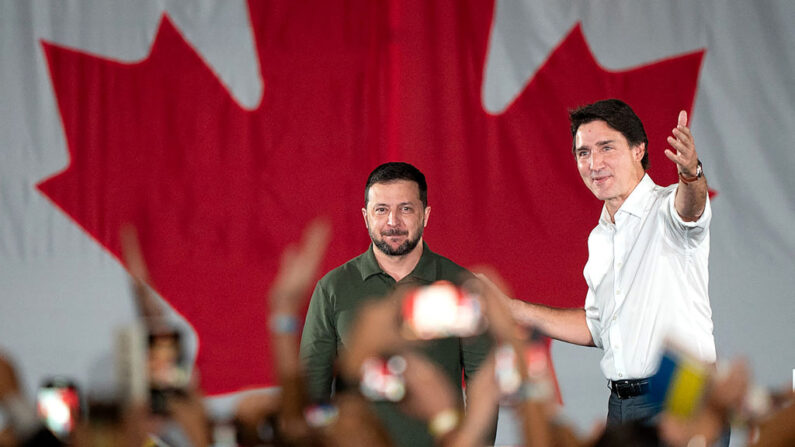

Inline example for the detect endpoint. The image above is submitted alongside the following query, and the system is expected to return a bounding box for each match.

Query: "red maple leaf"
[38,0,706,395]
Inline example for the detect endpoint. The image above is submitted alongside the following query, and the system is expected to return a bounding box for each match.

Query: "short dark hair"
[569,99,649,170]
[365,162,428,207]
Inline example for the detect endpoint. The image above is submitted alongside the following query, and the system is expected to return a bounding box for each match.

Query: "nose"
[387,210,397,226]
[590,150,603,171]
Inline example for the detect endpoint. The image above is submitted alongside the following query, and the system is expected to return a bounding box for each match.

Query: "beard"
[370,227,423,257]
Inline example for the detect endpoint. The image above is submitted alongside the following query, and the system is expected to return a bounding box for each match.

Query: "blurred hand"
[659,359,750,447]
[120,224,149,283]
[0,354,21,447]
[471,267,524,344]
[399,352,459,421]
[708,358,750,412]
[0,353,20,399]
[339,295,404,380]
[234,391,281,429]
[120,224,166,322]
[445,355,501,447]
[167,388,211,447]
[754,390,795,447]
[473,269,518,319]
[269,218,331,314]
[324,393,393,447]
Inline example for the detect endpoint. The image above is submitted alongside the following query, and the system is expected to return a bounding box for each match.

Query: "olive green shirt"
[299,242,494,447]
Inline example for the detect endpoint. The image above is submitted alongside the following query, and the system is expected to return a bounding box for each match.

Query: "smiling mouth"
[382,231,408,237]
[592,175,611,185]
[381,233,408,239]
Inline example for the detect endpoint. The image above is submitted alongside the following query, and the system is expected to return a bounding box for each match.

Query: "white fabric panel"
[1,2,793,444]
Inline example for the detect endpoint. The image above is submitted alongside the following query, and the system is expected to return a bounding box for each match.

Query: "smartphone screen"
[37,379,80,439]
[402,281,486,340]
[495,333,556,404]
[359,356,407,402]
[148,327,190,414]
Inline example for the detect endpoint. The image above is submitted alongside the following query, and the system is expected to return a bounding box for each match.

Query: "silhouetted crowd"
[0,221,792,446]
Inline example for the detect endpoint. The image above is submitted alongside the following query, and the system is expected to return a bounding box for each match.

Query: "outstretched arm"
[270,218,331,380]
[509,301,594,347]
[476,273,594,347]
[665,110,708,222]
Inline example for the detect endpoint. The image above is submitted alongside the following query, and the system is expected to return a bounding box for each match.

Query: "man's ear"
[423,206,431,227]
[633,143,646,162]
[362,207,368,229]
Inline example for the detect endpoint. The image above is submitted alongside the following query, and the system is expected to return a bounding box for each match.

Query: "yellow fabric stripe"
[665,358,708,418]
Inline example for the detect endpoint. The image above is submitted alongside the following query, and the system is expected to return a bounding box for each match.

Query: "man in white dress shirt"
[483,99,717,429]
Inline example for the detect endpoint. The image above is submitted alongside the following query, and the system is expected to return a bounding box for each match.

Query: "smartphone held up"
[401,280,487,340]
[36,378,80,440]
[116,320,191,415]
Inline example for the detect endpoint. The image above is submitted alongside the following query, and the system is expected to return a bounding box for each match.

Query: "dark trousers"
[607,391,731,446]
[607,388,663,426]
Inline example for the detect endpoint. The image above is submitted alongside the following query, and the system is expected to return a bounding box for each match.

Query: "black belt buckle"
[611,379,649,399]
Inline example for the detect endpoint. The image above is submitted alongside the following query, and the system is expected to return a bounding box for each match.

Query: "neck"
[373,240,424,282]
[604,173,645,223]
[604,199,622,223]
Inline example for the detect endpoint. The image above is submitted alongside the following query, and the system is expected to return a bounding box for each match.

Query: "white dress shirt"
[583,174,716,380]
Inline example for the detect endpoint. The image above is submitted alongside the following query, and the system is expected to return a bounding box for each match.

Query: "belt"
[610,378,650,399]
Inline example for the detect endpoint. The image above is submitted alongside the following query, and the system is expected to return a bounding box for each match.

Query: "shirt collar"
[359,241,437,282]
[599,174,655,225]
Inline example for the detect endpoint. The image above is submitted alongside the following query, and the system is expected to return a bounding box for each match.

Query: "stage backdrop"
[2,1,793,443]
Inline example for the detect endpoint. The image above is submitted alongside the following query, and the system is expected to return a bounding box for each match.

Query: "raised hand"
[120,224,164,321]
[664,110,708,220]
[269,218,331,313]
[664,110,700,178]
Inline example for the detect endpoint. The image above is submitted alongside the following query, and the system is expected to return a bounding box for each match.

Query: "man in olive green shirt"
[299,162,494,447]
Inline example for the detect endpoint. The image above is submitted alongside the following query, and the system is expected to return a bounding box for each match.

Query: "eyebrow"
[576,139,615,152]
[372,202,415,207]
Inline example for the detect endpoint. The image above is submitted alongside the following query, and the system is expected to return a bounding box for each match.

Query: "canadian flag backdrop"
[1,0,793,441]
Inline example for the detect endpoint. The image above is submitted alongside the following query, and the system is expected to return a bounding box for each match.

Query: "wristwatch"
[679,159,703,183]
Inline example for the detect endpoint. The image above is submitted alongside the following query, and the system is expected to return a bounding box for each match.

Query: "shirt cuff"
[668,186,711,229]
[584,314,602,349]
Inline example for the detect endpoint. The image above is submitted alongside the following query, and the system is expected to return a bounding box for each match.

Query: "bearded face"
[363,180,429,258]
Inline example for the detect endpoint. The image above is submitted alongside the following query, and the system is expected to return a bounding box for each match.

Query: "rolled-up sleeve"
[584,288,602,349]
[664,188,711,248]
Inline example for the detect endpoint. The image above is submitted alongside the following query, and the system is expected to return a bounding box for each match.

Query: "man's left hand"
[664,110,699,177]
[666,110,708,221]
